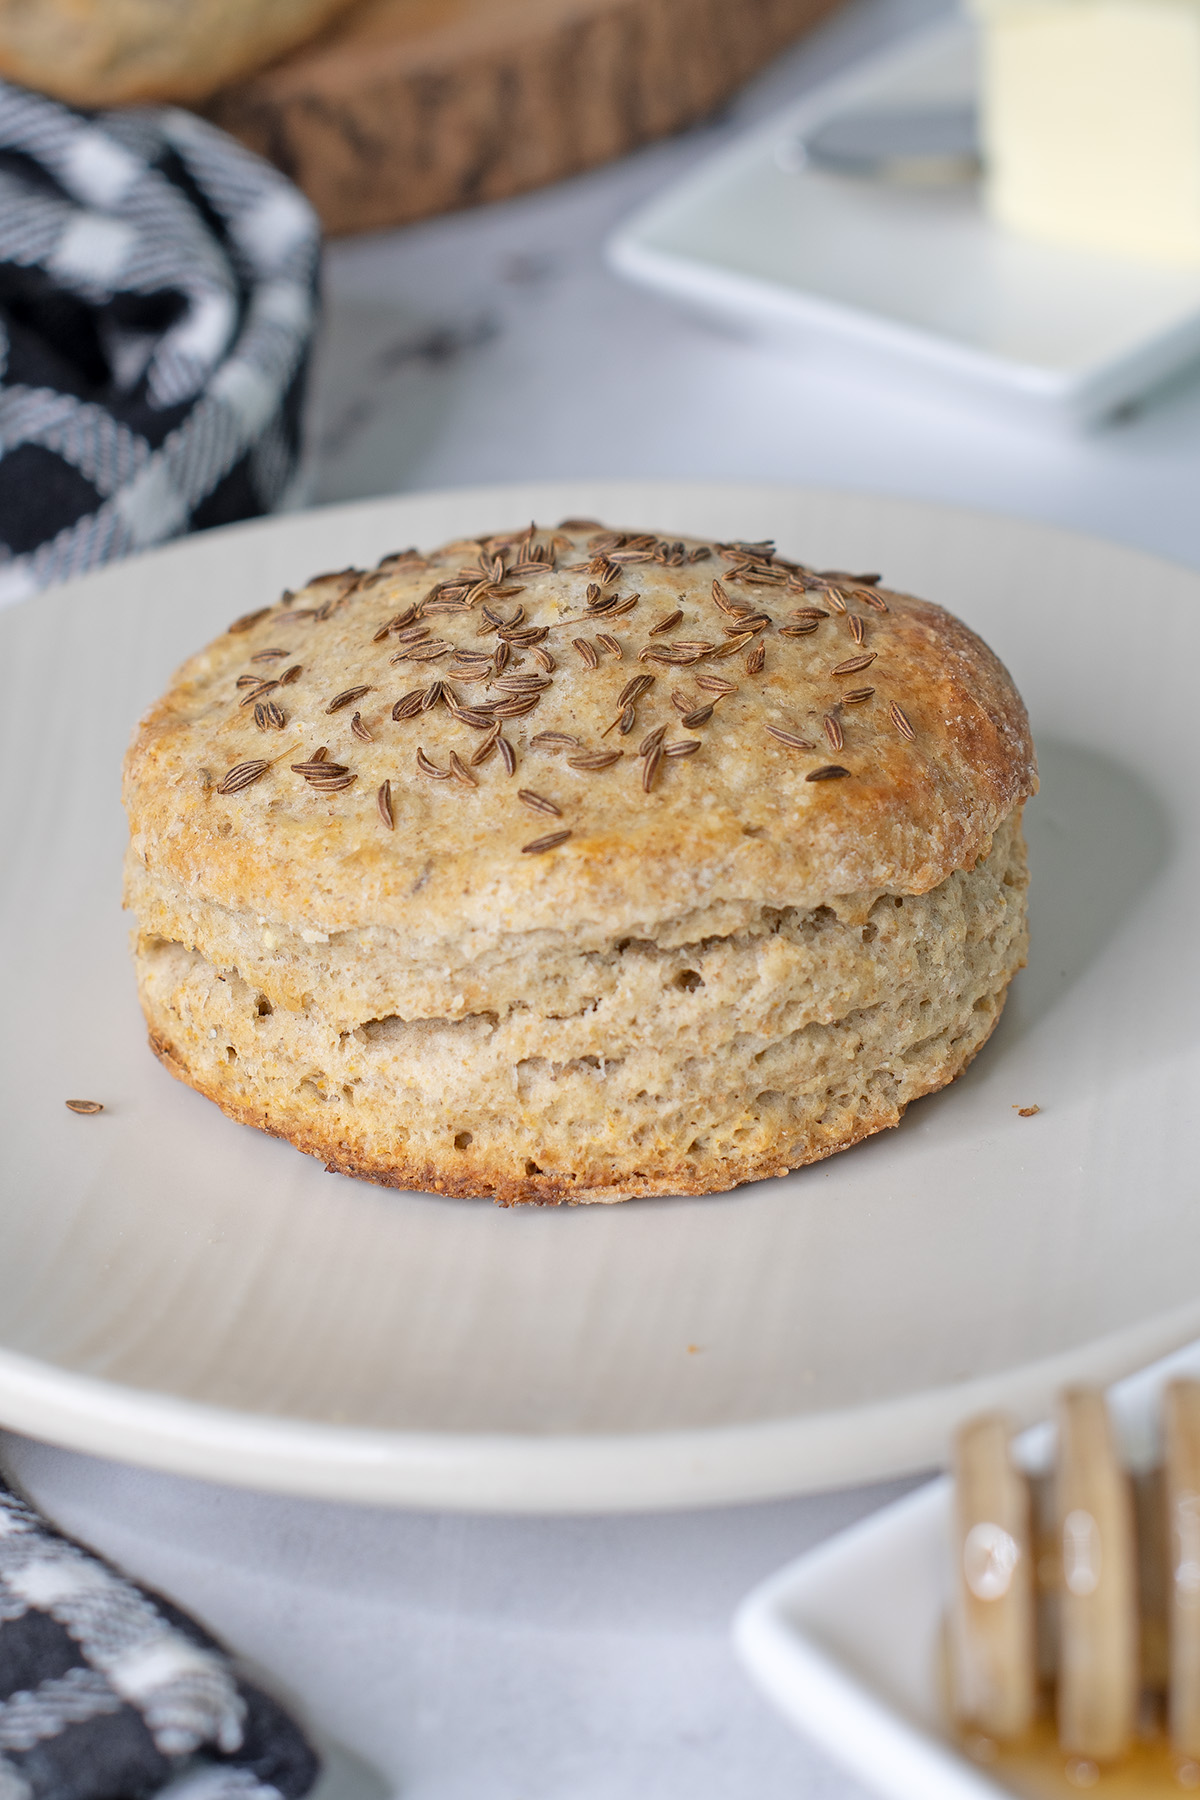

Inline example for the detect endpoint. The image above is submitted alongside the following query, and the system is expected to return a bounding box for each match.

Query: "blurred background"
[6,0,1200,591]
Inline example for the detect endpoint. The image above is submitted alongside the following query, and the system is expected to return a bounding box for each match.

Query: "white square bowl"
[609,18,1200,426]
[733,1341,1200,1799]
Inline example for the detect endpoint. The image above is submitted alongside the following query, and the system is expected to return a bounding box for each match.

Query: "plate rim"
[3,1301,1199,1512]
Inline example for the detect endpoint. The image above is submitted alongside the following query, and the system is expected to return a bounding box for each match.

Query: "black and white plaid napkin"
[0,81,320,605]
[0,1477,318,1800]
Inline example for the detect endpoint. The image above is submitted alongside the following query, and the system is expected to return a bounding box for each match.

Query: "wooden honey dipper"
[950,1382,1200,1789]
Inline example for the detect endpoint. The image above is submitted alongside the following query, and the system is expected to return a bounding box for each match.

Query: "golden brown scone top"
[123,523,1037,939]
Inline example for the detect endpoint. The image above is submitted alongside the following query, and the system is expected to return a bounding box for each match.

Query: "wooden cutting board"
[203,0,845,236]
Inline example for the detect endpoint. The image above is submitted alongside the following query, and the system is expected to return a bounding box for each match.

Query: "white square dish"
[608,18,1200,425]
[733,1341,1200,1800]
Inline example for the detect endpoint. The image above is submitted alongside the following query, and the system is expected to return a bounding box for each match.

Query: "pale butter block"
[973,0,1200,265]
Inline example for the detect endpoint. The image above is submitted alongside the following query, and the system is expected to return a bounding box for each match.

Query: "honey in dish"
[962,1711,1200,1797]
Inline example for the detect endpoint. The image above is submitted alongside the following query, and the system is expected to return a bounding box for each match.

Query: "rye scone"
[123,522,1036,1205]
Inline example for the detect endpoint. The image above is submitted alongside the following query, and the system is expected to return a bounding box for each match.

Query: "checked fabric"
[0,1478,318,1800]
[0,82,320,605]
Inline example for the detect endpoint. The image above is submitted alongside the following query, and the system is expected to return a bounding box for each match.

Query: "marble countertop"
[7,1,1200,1794]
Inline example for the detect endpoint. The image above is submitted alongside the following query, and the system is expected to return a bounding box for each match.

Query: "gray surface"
[7,0,1200,1790]
[2,1432,919,1800]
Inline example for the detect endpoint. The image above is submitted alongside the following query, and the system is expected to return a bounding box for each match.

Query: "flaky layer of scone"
[134,807,1029,1204]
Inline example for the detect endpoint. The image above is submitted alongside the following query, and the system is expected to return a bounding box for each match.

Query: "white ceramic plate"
[2,479,1199,1512]
[733,1338,1200,1800]
[608,21,1200,425]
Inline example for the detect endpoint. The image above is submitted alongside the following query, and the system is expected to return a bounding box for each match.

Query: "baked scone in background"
[123,522,1036,1205]
[0,0,356,106]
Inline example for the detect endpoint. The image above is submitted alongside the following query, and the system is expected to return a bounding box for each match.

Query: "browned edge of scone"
[146,983,1013,1207]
